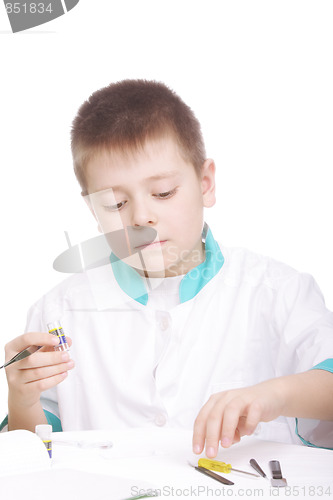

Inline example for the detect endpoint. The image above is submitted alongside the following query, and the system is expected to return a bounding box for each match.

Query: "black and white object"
[269,460,288,487]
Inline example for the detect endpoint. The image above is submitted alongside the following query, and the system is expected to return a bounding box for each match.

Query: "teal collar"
[110,223,224,305]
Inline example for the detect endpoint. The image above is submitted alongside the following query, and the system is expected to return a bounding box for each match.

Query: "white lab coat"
[25,243,333,447]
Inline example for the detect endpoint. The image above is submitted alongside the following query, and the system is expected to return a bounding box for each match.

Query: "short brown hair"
[71,79,206,194]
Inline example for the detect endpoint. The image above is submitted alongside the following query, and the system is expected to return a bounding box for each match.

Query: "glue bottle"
[35,424,52,459]
[47,321,70,352]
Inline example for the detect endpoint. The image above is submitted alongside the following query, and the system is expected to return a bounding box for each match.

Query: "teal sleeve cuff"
[0,415,8,431]
[0,410,62,432]
[295,418,333,450]
[44,410,62,432]
[311,358,333,373]
[295,358,333,450]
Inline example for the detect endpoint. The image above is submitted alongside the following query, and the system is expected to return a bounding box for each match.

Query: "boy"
[2,80,333,457]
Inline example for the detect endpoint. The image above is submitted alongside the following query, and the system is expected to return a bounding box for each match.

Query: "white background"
[0,1,332,420]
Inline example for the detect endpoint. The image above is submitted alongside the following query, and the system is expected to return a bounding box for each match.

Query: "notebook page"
[0,469,156,500]
[0,429,51,476]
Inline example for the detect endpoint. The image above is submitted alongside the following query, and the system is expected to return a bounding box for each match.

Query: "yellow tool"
[198,458,259,477]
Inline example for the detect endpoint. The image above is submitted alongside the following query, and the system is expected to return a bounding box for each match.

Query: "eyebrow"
[109,170,181,191]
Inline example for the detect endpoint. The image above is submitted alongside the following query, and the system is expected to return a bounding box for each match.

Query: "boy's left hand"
[192,379,285,458]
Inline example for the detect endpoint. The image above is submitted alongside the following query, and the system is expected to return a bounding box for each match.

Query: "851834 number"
[278,486,332,496]
[5,3,53,14]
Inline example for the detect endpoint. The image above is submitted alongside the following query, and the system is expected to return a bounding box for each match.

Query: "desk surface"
[1,428,332,499]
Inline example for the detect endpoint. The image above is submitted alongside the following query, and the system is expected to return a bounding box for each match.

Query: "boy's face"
[85,136,216,277]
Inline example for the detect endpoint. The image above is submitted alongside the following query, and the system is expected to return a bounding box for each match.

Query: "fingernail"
[221,437,231,447]
[193,444,201,454]
[62,352,69,361]
[206,446,216,458]
[51,336,59,344]
[67,360,75,368]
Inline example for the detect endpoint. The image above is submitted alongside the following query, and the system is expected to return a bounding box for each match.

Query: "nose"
[130,198,157,227]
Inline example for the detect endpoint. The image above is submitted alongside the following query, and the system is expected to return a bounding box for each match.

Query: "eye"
[154,188,177,199]
[103,201,127,212]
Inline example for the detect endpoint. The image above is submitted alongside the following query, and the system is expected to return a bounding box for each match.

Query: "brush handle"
[249,458,267,478]
[196,466,234,486]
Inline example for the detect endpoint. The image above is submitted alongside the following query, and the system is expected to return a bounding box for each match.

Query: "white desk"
[1,428,332,499]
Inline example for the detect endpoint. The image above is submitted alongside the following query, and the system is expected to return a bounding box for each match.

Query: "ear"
[83,193,103,233]
[201,158,216,208]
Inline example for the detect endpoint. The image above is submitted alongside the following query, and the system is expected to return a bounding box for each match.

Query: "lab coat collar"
[110,223,224,305]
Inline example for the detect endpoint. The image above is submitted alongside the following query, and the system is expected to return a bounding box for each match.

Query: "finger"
[16,350,71,370]
[192,396,218,454]
[49,335,73,348]
[232,427,241,444]
[5,332,59,359]
[22,359,75,384]
[66,336,73,347]
[220,397,245,448]
[233,416,249,438]
[204,404,224,458]
[40,335,73,353]
[28,370,70,393]
[244,401,262,435]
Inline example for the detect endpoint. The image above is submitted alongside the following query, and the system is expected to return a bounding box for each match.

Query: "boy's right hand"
[4,332,74,409]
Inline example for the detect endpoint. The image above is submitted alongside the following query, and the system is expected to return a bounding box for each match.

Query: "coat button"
[154,413,167,426]
[159,317,170,331]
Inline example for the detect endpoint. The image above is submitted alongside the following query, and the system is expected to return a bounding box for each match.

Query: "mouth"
[134,240,167,250]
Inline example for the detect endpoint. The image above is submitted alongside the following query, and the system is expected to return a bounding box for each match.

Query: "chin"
[121,253,166,275]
